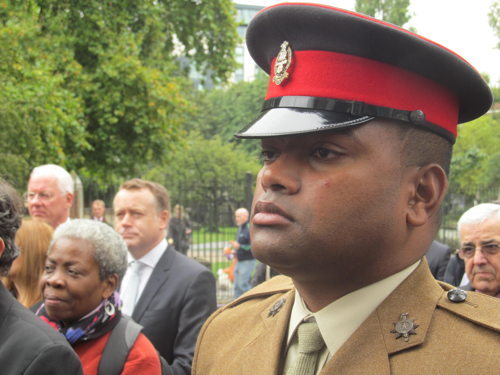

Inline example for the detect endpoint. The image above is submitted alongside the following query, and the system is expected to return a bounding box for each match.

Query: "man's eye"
[311,147,338,160]
[260,150,278,163]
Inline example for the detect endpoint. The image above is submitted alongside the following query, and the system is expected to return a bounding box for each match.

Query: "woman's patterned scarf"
[35,291,121,345]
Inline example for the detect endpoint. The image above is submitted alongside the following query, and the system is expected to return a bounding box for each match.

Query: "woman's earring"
[105,300,115,316]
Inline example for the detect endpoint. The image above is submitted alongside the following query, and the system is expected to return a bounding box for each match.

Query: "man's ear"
[0,238,4,258]
[66,192,74,207]
[160,209,170,230]
[406,164,448,227]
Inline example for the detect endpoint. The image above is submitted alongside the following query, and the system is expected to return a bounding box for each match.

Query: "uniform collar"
[287,260,420,356]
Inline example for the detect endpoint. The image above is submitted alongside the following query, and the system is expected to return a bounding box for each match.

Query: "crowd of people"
[0,2,498,375]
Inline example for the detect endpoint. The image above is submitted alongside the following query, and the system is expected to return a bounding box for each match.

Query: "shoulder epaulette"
[437,281,500,332]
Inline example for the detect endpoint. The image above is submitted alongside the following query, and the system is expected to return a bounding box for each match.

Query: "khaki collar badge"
[273,41,292,85]
[268,298,286,317]
[391,313,419,342]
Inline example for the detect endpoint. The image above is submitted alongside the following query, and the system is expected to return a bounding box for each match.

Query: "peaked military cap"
[236,3,492,143]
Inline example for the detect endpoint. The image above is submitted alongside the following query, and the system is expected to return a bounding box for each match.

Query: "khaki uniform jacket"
[193,260,499,374]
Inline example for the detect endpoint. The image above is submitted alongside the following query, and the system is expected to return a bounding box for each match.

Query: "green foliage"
[0,4,87,186]
[449,114,500,194]
[186,73,268,154]
[355,0,412,27]
[145,132,261,229]
[0,0,238,189]
[489,0,500,49]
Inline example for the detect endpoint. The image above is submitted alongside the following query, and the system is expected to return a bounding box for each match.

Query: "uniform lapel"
[237,290,295,374]
[321,260,443,374]
[132,246,172,321]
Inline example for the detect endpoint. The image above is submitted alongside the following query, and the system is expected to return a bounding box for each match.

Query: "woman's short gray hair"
[51,219,128,280]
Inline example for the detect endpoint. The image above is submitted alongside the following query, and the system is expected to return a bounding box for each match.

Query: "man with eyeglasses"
[27,164,74,229]
[457,203,500,298]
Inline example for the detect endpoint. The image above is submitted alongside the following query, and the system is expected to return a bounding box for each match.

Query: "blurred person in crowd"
[114,179,216,375]
[443,251,467,286]
[167,204,192,254]
[90,199,109,224]
[425,240,451,281]
[27,164,74,229]
[2,219,53,307]
[228,207,255,298]
[0,179,82,375]
[193,4,499,374]
[251,262,280,287]
[36,219,163,374]
[457,203,500,297]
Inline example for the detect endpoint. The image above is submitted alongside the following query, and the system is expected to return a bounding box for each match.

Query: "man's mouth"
[252,201,294,226]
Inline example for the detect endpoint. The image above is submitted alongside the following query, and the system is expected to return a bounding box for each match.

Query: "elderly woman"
[35,219,162,375]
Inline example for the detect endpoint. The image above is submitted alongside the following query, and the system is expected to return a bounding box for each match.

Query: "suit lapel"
[132,246,172,321]
[321,260,443,374]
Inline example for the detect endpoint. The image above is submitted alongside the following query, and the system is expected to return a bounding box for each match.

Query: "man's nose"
[259,156,301,195]
[472,248,488,265]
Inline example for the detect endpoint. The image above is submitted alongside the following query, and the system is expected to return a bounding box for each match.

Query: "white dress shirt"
[120,238,167,312]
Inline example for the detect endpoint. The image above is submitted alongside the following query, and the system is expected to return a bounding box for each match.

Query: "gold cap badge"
[273,41,292,85]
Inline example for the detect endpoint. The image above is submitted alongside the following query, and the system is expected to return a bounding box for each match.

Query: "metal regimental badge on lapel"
[268,298,286,317]
[273,41,292,85]
[391,313,419,342]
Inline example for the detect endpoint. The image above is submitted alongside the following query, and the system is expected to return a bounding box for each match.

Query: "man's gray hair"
[30,164,74,195]
[51,219,128,280]
[457,203,500,237]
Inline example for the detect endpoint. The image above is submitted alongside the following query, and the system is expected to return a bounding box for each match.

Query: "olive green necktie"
[287,320,325,375]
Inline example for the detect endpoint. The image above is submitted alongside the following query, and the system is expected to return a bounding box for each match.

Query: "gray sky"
[240,0,500,85]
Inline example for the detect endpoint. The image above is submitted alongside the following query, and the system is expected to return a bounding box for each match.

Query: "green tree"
[145,133,261,230]
[0,5,87,188]
[186,73,268,154]
[489,0,500,49]
[449,114,500,195]
[355,0,411,27]
[0,0,239,188]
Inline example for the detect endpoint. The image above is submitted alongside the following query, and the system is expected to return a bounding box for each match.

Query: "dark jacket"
[425,240,451,281]
[128,245,217,375]
[236,222,253,261]
[0,283,83,375]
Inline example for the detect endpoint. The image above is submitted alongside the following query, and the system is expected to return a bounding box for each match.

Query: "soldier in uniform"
[193,3,499,375]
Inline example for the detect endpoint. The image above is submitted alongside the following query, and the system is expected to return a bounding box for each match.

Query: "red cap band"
[266,50,459,137]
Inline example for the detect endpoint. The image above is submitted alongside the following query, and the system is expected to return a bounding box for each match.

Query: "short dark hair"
[396,123,453,175]
[0,180,23,276]
[119,178,171,213]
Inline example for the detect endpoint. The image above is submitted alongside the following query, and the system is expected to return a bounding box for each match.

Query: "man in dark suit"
[90,199,109,224]
[0,179,83,375]
[113,178,216,375]
[425,240,451,281]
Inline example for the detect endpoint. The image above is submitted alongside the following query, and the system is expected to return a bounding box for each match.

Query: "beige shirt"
[283,261,420,375]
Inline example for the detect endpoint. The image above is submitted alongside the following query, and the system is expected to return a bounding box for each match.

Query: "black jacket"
[0,283,83,375]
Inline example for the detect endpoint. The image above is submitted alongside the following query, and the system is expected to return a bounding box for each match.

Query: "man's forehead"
[460,218,500,241]
[28,175,60,191]
[114,188,156,206]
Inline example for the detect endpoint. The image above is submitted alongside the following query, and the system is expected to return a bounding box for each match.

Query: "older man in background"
[0,179,83,374]
[27,164,74,229]
[457,203,500,298]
